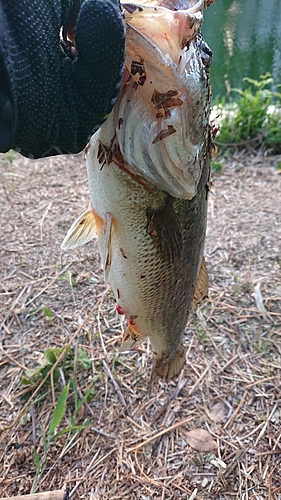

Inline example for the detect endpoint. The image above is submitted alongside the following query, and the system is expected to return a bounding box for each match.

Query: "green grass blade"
[48,384,69,436]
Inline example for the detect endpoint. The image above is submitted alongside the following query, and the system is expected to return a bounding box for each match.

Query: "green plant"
[31,384,90,492]
[215,74,281,153]
[21,346,92,391]
[211,160,223,172]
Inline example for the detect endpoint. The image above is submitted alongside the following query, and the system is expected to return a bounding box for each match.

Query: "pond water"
[202,0,281,100]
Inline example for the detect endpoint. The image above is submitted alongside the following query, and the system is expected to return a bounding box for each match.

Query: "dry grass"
[0,149,281,499]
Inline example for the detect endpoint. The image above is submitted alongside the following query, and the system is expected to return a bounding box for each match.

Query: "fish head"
[103,0,213,199]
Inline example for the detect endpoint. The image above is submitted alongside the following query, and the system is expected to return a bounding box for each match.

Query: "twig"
[126,415,195,453]
[0,491,68,500]
[102,359,127,407]
[254,403,278,446]
[224,390,248,430]
[25,263,73,306]
[188,363,210,395]
[0,344,27,370]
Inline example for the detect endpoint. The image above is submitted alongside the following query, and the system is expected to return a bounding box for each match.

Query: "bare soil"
[0,149,280,499]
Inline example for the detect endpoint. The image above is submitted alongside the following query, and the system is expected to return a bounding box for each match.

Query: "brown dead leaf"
[185,428,218,451]
[210,401,228,423]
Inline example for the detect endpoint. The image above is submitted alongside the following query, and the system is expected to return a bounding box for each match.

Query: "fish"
[61,0,213,384]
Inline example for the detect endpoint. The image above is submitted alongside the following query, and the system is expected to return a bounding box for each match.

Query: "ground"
[0,149,280,500]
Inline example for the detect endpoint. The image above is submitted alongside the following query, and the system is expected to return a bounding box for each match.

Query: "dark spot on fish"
[79,219,85,225]
[97,140,113,168]
[152,125,176,144]
[117,288,120,299]
[118,118,124,129]
[120,247,127,259]
[152,89,183,111]
[140,275,146,279]
[131,59,146,86]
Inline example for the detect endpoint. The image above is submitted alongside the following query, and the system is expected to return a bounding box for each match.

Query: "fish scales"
[62,0,213,383]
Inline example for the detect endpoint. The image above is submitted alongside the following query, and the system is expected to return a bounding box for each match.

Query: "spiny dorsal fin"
[192,256,209,311]
[61,207,103,250]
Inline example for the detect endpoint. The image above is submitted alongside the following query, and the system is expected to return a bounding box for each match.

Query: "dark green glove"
[0,0,125,158]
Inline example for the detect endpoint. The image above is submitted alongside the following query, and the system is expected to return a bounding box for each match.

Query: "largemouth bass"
[62,0,213,383]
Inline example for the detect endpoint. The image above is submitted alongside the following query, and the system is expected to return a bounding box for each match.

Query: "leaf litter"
[0,149,281,499]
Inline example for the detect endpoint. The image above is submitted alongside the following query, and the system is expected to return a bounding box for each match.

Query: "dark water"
[202,0,281,100]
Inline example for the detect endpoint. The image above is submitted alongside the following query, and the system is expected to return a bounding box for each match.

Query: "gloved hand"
[0,0,125,158]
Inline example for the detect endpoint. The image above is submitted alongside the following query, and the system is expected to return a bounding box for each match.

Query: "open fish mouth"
[98,0,212,199]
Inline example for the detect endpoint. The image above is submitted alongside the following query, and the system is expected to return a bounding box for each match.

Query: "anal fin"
[119,324,146,352]
[61,207,103,250]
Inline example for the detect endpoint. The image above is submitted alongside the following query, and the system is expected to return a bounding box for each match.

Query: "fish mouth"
[122,1,204,63]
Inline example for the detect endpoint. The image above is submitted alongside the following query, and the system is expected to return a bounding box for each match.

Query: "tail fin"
[150,343,186,389]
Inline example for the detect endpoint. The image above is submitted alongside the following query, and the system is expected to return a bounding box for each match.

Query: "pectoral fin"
[103,212,113,281]
[192,256,209,310]
[147,195,183,262]
[61,207,103,250]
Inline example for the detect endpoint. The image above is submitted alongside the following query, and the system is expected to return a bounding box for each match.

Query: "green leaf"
[44,349,57,365]
[77,348,92,369]
[52,420,91,440]
[41,427,48,454]
[33,448,41,473]
[42,307,53,318]
[48,384,69,436]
